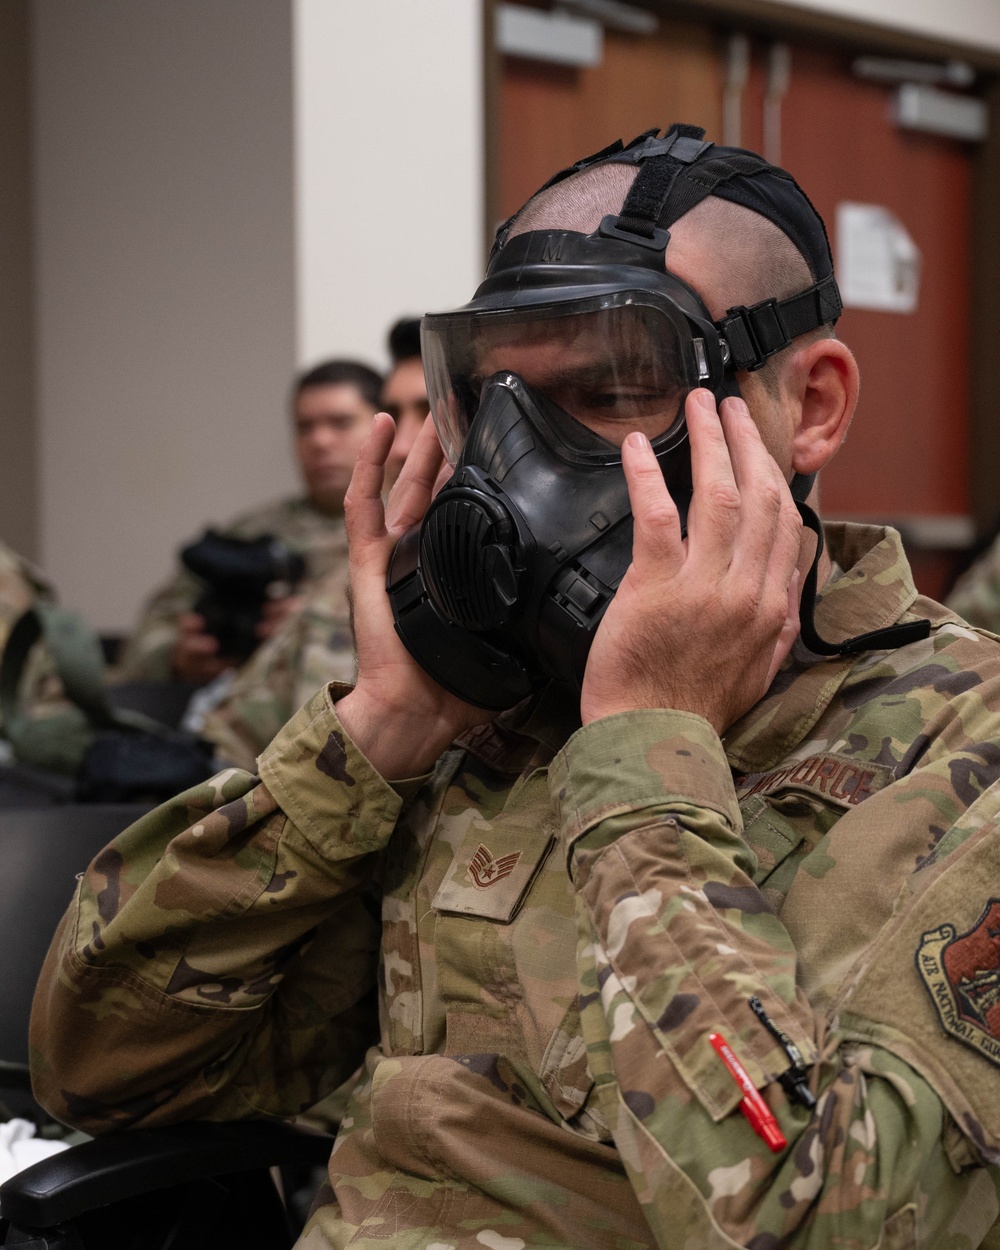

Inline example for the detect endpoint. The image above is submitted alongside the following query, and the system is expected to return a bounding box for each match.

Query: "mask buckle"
[597,214,670,252]
[720,298,792,372]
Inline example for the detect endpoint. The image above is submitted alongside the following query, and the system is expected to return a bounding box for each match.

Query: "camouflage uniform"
[948,536,1000,634]
[115,497,348,682]
[0,541,46,642]
[32,523,1000,1247]
[199,565,355,772]
[0,542,69,735]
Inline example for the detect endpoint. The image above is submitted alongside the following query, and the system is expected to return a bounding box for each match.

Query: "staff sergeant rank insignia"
[916,899,1000,1066]
[468,844,522,889]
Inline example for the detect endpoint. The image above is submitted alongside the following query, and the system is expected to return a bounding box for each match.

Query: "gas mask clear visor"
[421,291,713,466]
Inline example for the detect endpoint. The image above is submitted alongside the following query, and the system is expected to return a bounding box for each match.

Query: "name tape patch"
[736,753,892,808]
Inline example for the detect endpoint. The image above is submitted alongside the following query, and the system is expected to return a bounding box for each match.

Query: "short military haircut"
[508,163,832,394]
[388,318,422,364]
[510,163,812,312]
[294,359,383,408]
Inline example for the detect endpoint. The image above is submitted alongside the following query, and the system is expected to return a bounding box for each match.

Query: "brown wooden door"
[772,47,971,529]
[498,18,723,221]
[496,21,975,599]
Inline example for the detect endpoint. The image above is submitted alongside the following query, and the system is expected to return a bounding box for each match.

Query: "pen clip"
[748,996,817,1111]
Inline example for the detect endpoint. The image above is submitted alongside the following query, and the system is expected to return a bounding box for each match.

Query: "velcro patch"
[916,899,1000,1067]
[735,752,894,808]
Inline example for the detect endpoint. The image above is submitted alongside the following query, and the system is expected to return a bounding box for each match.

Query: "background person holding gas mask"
[33,128,1000,1247]
[195,318,432,771]
[115,358,383,687]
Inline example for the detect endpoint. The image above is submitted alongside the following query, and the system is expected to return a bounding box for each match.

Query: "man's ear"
[788,338,859,476]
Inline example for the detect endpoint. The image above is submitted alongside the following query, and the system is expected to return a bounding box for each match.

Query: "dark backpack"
[0,603,213,802]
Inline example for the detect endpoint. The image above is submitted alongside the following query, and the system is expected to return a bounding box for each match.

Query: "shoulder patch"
[916,899,1000,1067]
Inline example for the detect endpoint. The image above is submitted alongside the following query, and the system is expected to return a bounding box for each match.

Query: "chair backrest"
[0,759,75,808]
[0,804,152,1067]
[106,681,200,731]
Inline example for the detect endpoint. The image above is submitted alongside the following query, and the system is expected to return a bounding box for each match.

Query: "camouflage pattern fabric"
[199,565,355,772]
[32,523,1000,1247]
[948,535,1000,635]
[0,541,46,643]
[115,497,348,682]
[0,541,70,734]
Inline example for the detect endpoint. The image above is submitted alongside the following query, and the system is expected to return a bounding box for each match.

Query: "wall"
[29,0,484,633]
[292,0,484,368]
[0,0,38,562]
[31,0,299,632]
[772,0,1000,55]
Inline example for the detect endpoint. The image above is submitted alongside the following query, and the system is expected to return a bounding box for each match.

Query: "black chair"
[0,804,153,1079]
[0,759,76,810]
[0,804,333,1249]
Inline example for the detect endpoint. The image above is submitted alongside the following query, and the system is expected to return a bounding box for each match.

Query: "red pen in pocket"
[709,1032,787,1152]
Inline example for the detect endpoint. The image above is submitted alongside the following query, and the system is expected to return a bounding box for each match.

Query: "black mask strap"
[717,279,843,372]
[490,128,659,260]
[614,125,714,239]
[795,501,931,656]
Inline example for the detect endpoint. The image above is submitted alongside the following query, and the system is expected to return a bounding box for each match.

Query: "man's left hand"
[580,389,804,735]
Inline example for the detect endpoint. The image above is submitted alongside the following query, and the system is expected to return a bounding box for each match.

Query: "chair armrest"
[0,1120,333,1229]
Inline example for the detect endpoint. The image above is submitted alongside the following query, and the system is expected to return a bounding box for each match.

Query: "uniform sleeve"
[551,711,1000,1248]
[31,686,402,1133]
[200,584,356,773]
[114,567,203,681]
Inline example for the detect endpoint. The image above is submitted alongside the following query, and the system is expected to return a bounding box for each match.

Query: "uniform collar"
[458,523,920,778]
[724,522,921,773]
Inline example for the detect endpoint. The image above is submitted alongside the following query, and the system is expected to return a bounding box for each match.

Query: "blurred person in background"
[0,544,107,793]
[947,532,1000,633]
[200,319,430,769]
[0,543,60,749]
[381,316,431,488]
[115,359,382,688]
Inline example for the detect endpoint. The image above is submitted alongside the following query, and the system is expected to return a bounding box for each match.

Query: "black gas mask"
[387,125,929,711]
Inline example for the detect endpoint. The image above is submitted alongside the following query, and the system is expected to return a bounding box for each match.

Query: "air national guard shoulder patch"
[916,899,1000,1066]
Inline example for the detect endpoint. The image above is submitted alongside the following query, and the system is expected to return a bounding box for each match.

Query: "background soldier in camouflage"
[116,359,382,685]
[0,541,72,741]
[32,137,1000,1247]
[0,540,46,647]
[200,322,430,771]
[948,535,1000,634]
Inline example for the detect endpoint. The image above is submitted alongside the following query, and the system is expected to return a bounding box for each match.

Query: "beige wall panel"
[292,0,484,367]
[32,0,298,632]
[0,0,37,562]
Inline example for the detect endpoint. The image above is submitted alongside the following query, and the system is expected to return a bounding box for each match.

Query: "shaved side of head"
[508,163,831,394]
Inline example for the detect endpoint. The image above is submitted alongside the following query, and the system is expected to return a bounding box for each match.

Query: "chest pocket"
[737,753,896,910]
[431,779,599,1130]
[432,812,555,922]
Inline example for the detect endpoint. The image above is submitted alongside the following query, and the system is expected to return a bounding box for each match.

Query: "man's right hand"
[169,613,232,685]
[335,413,494,779]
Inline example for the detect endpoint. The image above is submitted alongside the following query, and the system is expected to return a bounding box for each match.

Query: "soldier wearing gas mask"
[34,128,1000,1248]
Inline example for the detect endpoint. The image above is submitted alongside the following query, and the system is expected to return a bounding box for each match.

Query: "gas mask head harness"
[388,123,930,710]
